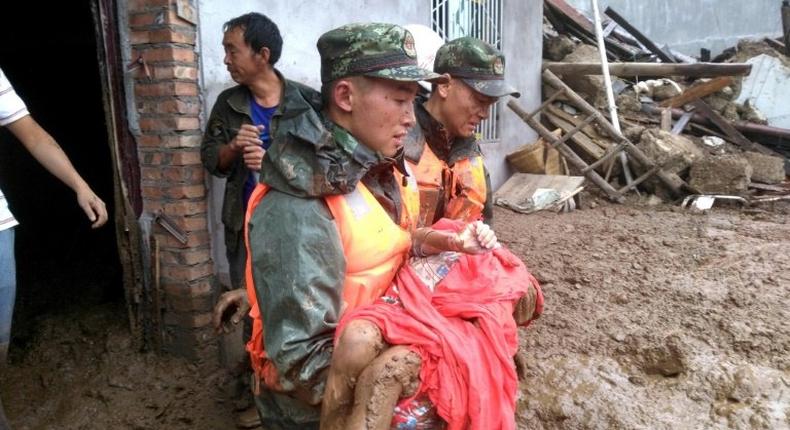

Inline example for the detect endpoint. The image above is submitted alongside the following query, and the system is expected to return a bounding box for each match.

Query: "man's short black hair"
[223,12,282,65]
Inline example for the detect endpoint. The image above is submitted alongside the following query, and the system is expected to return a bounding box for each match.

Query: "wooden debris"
[543,62,752,78]
[494,173,585,214]
[604,6,675,63]
[659,77,733,108]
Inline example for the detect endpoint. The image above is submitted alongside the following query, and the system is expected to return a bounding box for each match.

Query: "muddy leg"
[320,320,384,430]
[513,282,541,325]
[346,346,422,430]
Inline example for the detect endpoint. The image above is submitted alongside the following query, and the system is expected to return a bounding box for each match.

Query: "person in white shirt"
[0,66,108,428]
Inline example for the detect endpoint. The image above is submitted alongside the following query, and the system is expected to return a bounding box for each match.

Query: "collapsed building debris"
[498,0,790,214]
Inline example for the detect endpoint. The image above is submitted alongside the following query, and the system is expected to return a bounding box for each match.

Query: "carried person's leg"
[321,319,386,430]
[346,345,422,430]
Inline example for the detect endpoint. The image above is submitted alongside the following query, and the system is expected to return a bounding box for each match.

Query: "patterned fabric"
[317,23,446,84]
[433,37,519,98]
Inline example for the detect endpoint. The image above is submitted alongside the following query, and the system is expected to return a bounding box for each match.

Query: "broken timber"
[660,77,734,108]
[507,69,690,202]
[543,62,752,78]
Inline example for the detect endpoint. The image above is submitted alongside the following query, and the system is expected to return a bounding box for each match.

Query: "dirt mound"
[502,197,790,429]
[2,304,236,430]
[3,197,789,429]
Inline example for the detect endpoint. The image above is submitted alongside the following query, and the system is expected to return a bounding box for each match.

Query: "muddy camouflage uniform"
[247,23,441,429]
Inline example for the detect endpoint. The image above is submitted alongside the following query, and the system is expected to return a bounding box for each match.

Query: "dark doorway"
[0,1,123,346]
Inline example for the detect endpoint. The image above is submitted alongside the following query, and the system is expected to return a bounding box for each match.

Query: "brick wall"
[126,0,216,360]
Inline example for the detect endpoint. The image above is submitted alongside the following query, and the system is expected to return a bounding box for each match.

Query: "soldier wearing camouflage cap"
[240,22,473,430]
[404,36,520,227]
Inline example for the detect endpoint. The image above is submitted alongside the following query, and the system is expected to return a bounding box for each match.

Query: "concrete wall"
[197,1,543,277]
[484,0,543,190]
[566,0,784,57]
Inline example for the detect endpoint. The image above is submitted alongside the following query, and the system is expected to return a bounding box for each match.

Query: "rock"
[544,34,575,61]
[689,155,753,194]
[639,335,686,377]
[623,124,646,142]
[728,366,757,402]
[722,102,740,122]
[638,129,704,175]
[739,99,768,124]
[651,80,682,101]
[561,44,624,107]
[617,91,643,113]
[742,151,786,184]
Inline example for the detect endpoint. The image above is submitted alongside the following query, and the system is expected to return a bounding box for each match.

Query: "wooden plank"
[494,173,585,214]
[691,100,755,149]
[660,108,672,131]
[659,77,733,108]
[641,103,790,141]
[544,111,607,160]
[507,98,625,202]
[604,6,676,63]
[545,103,604,141]
[543,62,752,77]
[763,37,786,52]
[544,0,640,59]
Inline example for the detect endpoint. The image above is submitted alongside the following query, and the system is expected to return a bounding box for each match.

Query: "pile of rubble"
[497,0,790,213]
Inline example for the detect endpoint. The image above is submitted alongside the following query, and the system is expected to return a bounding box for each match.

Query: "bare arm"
[6,115,107,228]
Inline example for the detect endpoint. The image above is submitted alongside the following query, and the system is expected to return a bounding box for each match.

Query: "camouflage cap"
[317,23,448,84]
[434,37,520,98]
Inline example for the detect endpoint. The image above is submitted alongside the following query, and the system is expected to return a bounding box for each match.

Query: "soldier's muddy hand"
[212,288,250,334]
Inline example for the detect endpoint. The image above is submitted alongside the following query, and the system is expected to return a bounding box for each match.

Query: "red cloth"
[338,219,543,430]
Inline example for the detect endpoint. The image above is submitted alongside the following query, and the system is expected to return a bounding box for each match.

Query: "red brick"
[140,166,162,181]
[161,260,213,281]
[131,28,195,45]
[167,292,214,313]
[161,229,211,249]
[150,65,198,80]
[128,0,171,11]
[135,81,197,97]
[136,47,195,63]
[138,99,199,115]
[160,247,211,266]
[171,150,201,165]
[164,311,213,329]
[160,134,202,149]
[141,185,165,200]
[139,150,169,166]
[162,165,204,183]
[180,215,208,232]
[161,200,208,216]
[139,116,199,132]
[164,184,205,199]
[162,276,213,298]
[136,134,162,148]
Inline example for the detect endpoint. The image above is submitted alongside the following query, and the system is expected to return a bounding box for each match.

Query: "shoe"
[236,406,262,429]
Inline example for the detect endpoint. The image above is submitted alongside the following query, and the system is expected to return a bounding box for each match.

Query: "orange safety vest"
[407,144,452,227]
[445,155,488,222]
[243,168,419,393]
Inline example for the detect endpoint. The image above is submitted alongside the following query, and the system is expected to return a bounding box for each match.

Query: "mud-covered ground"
[3,196,789,429]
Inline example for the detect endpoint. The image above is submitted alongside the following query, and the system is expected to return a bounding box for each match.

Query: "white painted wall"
[566,0,784,57]
[197,0,543,277]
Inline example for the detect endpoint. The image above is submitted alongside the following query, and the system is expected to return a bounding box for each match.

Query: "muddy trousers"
[254,389,320,430]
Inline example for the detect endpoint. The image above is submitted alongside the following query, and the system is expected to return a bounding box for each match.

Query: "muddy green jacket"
[200,71,320,251]
[403,97,494,225]
[248,95,405,410]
